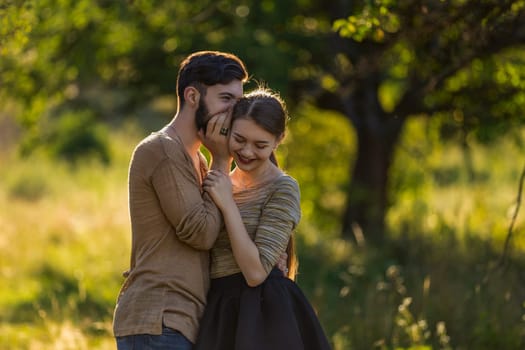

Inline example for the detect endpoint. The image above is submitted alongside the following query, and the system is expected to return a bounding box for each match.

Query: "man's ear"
[184,86,200,107]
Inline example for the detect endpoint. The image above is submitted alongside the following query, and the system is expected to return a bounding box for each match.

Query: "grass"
[0,117,524,349]
[0,128,133,350]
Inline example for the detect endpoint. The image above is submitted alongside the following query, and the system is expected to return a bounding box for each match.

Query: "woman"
[195,88,331,350]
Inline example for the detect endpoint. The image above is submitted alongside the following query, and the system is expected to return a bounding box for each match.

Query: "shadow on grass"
[5,264,113,336]
[296,232,525,350]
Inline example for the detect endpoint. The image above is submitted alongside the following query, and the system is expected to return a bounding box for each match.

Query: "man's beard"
[195,99,211,133]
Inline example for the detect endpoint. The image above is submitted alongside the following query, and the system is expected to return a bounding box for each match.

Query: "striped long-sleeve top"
[210,174,301,279]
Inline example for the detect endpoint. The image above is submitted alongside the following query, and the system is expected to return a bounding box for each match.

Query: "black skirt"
[195,268,332,350]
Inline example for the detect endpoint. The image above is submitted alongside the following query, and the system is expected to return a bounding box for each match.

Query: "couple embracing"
[113,51,331,350]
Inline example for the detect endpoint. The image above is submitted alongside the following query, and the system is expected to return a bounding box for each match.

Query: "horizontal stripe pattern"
[210,174,301,278]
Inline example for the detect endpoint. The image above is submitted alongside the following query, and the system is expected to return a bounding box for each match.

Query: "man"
[113,51,249,349]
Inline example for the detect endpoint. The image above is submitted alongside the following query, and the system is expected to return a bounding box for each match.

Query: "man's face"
[195,80,244,132]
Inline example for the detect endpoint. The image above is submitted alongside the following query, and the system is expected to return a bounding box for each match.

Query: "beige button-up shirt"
[113,131,222,343]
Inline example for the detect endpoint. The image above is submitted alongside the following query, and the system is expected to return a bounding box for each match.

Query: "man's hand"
[199,110,232,173]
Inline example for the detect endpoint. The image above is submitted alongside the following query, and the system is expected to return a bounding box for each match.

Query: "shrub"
[45,109,111,164]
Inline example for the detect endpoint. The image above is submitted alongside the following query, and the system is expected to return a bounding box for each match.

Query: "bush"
[45,109,111,164]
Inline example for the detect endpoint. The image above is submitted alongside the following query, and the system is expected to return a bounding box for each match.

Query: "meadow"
[0,114,524,349]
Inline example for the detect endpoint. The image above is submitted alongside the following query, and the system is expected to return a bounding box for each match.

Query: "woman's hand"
[204,170,269,286]
[202,170,235,210]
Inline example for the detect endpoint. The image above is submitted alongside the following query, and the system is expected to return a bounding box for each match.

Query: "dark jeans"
[116,326,192,350]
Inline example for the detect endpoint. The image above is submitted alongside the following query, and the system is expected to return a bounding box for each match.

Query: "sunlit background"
[1,1,524,349]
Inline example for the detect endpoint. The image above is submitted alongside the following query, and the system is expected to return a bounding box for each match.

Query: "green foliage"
[281,103,355,237]
[389,116,525,245]
[331,0,525,139]
[0,1,34,57]
[43,109,110,164]
[333,0,400,42]
[0,0,334,158]
[15,108,110,164]
[2,1,524,245]
[1,1,525,348]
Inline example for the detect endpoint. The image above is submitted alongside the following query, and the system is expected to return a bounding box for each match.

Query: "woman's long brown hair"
[286,236,298,280]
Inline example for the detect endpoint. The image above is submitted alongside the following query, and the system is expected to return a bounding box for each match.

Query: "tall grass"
[0,124,137,349]
[296,117,525,349]
[0,117,524,349]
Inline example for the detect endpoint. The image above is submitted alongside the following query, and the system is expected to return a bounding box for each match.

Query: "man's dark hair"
[176,51,248,108]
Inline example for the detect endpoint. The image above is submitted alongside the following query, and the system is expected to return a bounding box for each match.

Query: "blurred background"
[1,0,524,349]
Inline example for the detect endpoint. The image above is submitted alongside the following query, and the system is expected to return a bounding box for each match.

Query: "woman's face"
[229,118,280,172]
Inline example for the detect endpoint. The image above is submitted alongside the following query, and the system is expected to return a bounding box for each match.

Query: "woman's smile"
[234,152,256,165]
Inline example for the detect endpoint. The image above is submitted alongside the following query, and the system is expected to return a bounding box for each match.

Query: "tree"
[2,0,525,245]
[290,0,525,245]
[208,0,525,245]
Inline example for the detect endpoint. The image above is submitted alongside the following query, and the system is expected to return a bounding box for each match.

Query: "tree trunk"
[341,111,405,246]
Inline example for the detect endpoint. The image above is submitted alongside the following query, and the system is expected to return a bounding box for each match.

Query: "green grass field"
[1,118,524,349]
